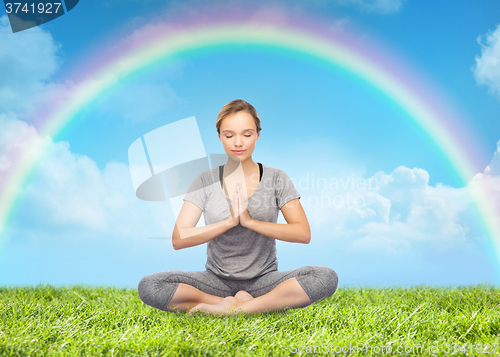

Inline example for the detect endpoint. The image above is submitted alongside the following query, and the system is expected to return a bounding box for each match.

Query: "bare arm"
[172,186,240,250]
[172,208,232,250]
[241,196,311,244]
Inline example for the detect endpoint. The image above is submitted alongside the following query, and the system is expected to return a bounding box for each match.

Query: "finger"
[234,186,239,210]
[238,190,241,209]
[235,184,239,209]
[237,188,242,212]
[233,184,238,205]
[239,186,244,207]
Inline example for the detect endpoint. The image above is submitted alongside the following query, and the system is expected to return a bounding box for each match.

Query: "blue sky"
[1,0,500,288]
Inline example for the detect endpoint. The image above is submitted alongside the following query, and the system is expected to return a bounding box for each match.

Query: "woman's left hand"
[237,182,253,228]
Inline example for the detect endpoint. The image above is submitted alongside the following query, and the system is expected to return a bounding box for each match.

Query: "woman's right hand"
[228,183,240,228]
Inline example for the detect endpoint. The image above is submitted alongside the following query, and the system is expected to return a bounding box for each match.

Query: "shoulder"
[262,165,296,189]
[262,164,291,179]
[199,166,219,180]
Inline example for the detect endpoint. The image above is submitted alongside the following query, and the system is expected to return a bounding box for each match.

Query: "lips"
[232,150,245,154]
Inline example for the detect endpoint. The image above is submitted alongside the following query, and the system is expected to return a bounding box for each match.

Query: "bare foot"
[234,290,254,303]
[188,296,242,315]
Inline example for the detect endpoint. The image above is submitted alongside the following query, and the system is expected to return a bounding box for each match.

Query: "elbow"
[172,235,185,250]
[172,225,184,250]
[172,238,187,250]
[302,227,311,244]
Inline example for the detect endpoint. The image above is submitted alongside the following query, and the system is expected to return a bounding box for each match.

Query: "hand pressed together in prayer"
[229,182,253,228]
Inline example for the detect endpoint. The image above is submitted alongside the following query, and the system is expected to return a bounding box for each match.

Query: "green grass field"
[1,285,499,356]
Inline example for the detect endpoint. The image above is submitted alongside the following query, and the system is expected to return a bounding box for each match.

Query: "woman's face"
[219,110,260,163]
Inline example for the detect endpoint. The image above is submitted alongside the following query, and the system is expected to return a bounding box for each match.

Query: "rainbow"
[1,9,499,276]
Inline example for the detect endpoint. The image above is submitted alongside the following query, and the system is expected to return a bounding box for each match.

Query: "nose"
[234,135,243,147]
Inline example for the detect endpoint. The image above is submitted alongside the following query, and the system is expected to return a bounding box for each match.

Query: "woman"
[138,99,338,315]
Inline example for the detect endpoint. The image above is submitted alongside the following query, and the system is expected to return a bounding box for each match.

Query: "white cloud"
[467,139,500,206]
[0,113,172,237]
[468,145,500,221]
[0,15,62,113]
[350,222,412,254]
[473,24,500,97]
[301,162,490,256]
[342,192,391,229]
[484,139,500,176]
[0,112,50,182]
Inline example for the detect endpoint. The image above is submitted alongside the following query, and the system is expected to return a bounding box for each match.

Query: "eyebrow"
[222,129,255,133]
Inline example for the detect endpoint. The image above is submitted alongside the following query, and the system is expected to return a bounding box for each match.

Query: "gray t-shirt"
[182,164,301,280]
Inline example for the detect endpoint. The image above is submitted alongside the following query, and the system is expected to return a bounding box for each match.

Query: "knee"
[309,265,339,299]
[322,266,339,297]
[137,274,174,311]
[137,275,155,305]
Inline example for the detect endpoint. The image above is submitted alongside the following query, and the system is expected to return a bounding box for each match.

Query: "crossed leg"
[166,283,225,312]
[187,277,311,315]
[140,266,337,315]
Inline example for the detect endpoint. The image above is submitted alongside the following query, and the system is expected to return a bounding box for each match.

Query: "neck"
[225,156,258,176]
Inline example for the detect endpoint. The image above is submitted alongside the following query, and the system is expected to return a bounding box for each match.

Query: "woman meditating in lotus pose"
[138,99,338,315]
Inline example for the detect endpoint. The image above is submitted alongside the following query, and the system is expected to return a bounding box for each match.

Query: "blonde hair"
[216,99,262,135]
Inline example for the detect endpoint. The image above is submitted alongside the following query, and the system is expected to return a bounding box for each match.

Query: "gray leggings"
[138,265,338,311]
